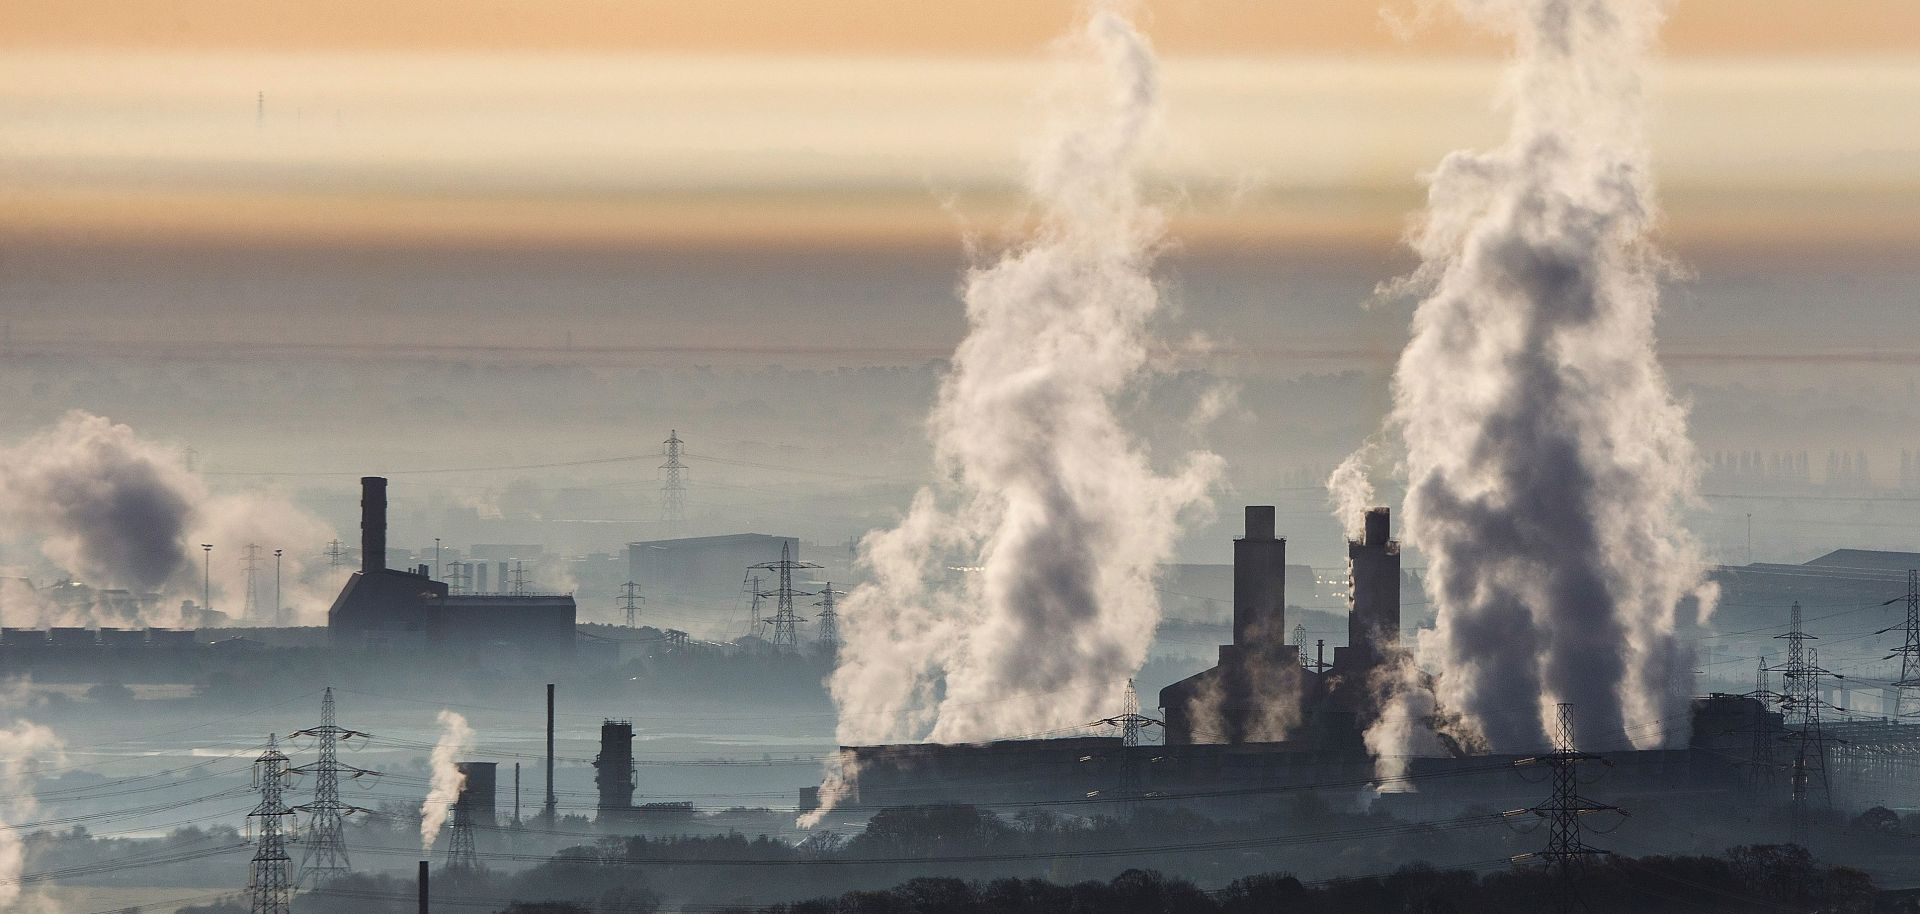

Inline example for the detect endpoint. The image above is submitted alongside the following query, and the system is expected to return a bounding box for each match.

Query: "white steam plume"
[0,721,65,912]
[1353,0,1714,757]
[824,0,1220,766]
[420,710,473,851]
[1326,442,1379,541]
[0,411,341,627]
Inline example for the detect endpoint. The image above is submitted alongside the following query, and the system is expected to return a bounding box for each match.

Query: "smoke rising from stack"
[0,411,340,627]
[420,710,473,851]
[824,0,1219,766]
[1350,0,1714,757]
[0,721,64,912]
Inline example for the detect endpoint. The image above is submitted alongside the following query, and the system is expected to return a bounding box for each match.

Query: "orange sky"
[7,0,1920,55]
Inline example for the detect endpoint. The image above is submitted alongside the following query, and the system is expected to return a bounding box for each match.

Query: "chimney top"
[1244,506,1276,541]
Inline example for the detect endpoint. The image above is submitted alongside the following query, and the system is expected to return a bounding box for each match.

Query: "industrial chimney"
[1233,506,1286,651]
[361,476,387,573]
[1346,507,1401,667]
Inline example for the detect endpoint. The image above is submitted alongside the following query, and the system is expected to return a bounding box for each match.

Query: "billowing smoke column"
[824,0,1219,760]
[420,710,473,851]
[0,721,65,911]
[0,411,339,627]
[1355,0,1714,758]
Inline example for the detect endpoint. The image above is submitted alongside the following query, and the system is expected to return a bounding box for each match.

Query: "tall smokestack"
[543,683,557,823]
[1233,506,1285,650]
[361,477,387,573]
[1348,507,1400,666]
[417,860,428,914]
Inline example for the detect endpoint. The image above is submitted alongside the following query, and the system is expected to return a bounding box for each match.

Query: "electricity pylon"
[290,688,376,886]
[1768,602,1840,846]
[445,803,480,871]
[325,539,346,567]
[1517,703,1621,914]
[1089,680,1163,814]
[620,581,644,628]
[248,736,295,914]
[750,543,821,653]
[813,584,846,649]
[660,430,688,537]
[1886,570,1920,717]
[1746,655,1782,790]
[241,543,264,623]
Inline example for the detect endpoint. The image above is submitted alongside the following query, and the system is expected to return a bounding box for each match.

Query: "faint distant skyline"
[0,1,1915,252]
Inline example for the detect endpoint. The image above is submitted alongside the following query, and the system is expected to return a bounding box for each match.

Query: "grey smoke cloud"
[1354,0,1714,755]
[824,0,1220,764]
[0,411,341,626]
[0,720,64,912]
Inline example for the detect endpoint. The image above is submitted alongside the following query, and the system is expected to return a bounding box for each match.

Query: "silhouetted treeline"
[724,846,1878,914]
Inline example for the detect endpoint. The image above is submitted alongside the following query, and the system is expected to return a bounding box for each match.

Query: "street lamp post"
[273,549,284,626]
[201,544,213,612]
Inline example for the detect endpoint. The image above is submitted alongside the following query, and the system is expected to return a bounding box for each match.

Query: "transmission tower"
[1519,703,1621,914]
[290,688,376,887]
[1768,602,1839,846]
[247,735,295,914]
[445,803,480,871]
[620,582,644,628]
[510,560,528,596]
[743,574,765,639]
[1089,680,1162,813]
[813,584,845,648]
[325,539,346,567]
[1887,569,1920,718]
[1093,679,1162,748]
[749,543,821,653]
[241,543,264,623]
[1746,655,1781,790]
[660,430,688,538]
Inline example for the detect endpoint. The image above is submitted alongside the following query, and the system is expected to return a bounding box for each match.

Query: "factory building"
[328,477,576,656]
[1159,505,1401,746]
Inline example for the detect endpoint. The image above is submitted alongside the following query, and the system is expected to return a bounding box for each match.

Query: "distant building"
[329,477,575,656]
[626,534,799,598]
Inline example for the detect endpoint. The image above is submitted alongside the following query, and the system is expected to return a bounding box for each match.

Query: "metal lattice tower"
[1291,623,1308,668]
[660,430,688,537]
[813,584,845,648]
[247,735,295,914]
[510,560,528,596]
[1090,680,1162,813]
[1522,703,1620,914]
[1093,679,1162,748]
[1890,570,1920,717]
[620,581,644,628]
[1769,602,1837,845]
[750,543,821,653]
[745,574,765,638]
[445,803,480,870]
[241,543,264,623]
[290,688,375,886]
[325,539,346,567]
[1747,655,1780,789]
